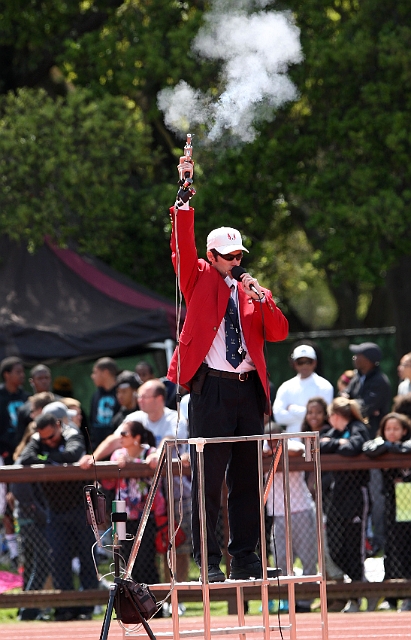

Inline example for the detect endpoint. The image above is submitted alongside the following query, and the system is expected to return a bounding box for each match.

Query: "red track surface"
[1,612,411,640]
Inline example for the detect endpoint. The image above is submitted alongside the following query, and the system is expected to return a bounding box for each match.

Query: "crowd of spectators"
[1,341,411,619]
[0,356,187,621]
[266,341,411,614]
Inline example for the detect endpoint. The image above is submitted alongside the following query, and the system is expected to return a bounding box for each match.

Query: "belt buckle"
[238,372,248,382]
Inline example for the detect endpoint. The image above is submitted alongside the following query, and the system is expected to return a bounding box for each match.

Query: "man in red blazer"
[167,185,288,583]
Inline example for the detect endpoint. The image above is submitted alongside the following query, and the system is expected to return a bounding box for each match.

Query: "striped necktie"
[225,289,242,368]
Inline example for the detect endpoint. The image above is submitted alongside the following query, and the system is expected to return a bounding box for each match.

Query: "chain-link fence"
[0,461,209,620]
[1,450,411,617]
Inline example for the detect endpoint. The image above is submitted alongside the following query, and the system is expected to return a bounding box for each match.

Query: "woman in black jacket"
[320,398,370,612]
[363,412,411,611]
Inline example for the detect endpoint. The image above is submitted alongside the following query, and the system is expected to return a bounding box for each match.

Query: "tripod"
[99,532,157,640]
[99,537,121,640]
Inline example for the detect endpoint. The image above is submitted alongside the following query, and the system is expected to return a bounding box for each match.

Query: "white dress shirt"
[204,277,256,373]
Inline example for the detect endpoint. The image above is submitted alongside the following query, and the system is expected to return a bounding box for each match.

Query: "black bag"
[114,577,158,624]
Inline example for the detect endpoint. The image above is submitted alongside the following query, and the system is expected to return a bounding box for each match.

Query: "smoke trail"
[157,0,302,143]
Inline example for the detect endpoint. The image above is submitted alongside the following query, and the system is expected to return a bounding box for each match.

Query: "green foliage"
[1,0,411,328]
[257,228,338,329]
[0,87,150,254]
[0,0,215,299]
[271,0,411,288]
[59,0,211,96]
[0,0,124,92]
[193,0,411,329]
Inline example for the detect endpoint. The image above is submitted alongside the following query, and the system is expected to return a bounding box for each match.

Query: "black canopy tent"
[0,237,179,364]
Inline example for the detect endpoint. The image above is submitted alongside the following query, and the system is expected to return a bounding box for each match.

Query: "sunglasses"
[295,358,314,366]
[215,250,243,262]
[120,431,131,437]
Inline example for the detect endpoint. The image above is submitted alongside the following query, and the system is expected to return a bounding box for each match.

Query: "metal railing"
[1,448,411,619]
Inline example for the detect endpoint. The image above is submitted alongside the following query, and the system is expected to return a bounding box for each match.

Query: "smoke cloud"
[157,0,302,143]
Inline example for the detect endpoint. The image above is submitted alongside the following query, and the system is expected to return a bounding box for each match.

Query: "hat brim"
[349,344,380,363]
[214,244,249,254]
[349,345,362,353]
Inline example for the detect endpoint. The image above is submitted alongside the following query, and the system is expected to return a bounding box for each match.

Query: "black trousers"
[327,490,368,583]
[189,371,265,566]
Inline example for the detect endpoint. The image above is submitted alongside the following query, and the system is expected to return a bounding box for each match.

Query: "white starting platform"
[120,433,329,640]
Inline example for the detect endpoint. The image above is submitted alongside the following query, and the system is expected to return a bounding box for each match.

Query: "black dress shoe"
[206,564,226,583]
[77,612,93,620]
[229,560,262,580]
[54,611,77,622]
[17,608,40,621]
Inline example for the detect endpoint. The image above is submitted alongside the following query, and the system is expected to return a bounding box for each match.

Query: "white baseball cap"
[206,227,249,254]
[291,345,317,361]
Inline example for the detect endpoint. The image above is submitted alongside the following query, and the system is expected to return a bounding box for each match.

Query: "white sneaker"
[342,600,359,613]
[161,602,186,617]
[71,557,80,574]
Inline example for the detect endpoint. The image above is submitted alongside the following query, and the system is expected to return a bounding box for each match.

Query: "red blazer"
[167,206,289,400]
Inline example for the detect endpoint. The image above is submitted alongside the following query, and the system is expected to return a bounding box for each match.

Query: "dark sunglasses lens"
[221,251,242,261]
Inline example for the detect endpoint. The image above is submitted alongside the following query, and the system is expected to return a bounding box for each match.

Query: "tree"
[0,0,124,93]
[193,0,411,351]
[2,0,411,354]
[279,0,411,352]
[0,87,150,252]
[0,0,212,297]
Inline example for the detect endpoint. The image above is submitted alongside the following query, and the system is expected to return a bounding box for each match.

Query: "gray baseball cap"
[42,401,73,420]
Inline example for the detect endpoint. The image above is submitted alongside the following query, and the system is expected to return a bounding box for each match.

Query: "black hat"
[116,370,140,390]
[349,342,382,365]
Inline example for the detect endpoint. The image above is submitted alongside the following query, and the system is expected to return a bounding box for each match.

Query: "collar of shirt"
[224,275,237,291]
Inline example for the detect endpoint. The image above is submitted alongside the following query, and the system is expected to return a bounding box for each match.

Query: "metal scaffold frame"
[122,432,329,640]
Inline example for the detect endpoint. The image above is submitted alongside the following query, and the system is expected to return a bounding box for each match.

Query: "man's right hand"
[78,454,94,469]
[177,160,194,183]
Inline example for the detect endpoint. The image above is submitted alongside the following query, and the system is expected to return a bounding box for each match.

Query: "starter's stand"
[94,433,328,640]
[120,433,328,640]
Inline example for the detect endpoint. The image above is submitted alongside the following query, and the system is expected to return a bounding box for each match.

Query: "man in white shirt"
[273,345,334,433]
[271,345,333,611]
[397,352,411,396]
[80,379,187,455]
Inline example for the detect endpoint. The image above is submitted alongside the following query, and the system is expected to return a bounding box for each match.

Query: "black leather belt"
[207,368,256,382]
